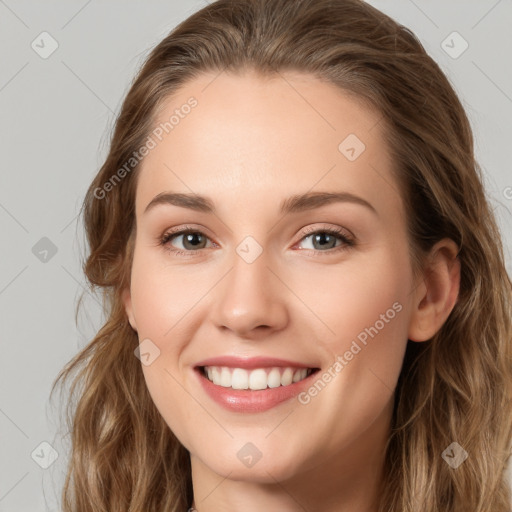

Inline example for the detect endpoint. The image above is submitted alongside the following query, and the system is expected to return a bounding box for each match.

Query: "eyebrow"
[143,191,377,216]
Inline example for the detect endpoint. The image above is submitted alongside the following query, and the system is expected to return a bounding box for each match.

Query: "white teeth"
[220,367,231,387]
[293,368,308,383]
[231,368,249,390]
[203,366,313,390]
[281,367,294,386]
[267,368,281,388]
[249,369,267,390]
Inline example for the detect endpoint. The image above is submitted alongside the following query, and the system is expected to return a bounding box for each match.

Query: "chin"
[191,436,315,483]
[207,457,303,483]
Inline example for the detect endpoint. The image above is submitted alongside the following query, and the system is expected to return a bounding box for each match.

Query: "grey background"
[0,1,511,510]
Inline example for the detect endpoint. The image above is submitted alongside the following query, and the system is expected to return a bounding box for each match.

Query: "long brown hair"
[51,0,512,510]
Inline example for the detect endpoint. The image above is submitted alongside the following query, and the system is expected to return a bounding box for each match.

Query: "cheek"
[292,248,412,433]
[128,245,210,346]
[128,247,216,445]
[295,245,412,353]
[139,363,199,456]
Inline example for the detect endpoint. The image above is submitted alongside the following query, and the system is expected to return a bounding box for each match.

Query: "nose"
[209,246,289,339]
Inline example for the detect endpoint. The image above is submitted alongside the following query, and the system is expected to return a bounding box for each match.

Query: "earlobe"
[122,287,138,332]
[408,239,461,342]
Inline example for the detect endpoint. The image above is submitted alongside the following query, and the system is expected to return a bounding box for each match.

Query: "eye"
[295,226,355,253]
[158,224,355,256]
[159,226,214,255]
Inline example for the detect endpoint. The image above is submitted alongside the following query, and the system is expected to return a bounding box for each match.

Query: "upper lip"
[195,356,317,370]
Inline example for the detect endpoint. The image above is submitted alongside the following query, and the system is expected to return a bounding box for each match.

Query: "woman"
[52,0,512,510]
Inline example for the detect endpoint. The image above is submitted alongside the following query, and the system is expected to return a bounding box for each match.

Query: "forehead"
[135,69,401,220]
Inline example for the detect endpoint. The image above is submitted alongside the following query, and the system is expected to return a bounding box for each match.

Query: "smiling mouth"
[198,365,320,390]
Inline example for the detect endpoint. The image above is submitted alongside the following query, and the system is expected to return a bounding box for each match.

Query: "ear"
[408,238,461,342]
[122,287,138,332]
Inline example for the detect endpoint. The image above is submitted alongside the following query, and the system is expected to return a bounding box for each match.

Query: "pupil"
[314,233,335,249]
[184,233,205,249]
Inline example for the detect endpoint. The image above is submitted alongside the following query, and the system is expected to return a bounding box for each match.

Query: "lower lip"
[195,368,319,413]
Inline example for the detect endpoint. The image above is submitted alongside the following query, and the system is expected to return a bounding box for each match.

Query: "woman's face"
[123,70,420,483]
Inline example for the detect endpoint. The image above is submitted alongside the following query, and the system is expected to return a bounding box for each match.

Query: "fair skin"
[123,70,460,512]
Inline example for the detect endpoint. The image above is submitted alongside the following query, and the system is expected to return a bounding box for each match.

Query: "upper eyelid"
[300,224,354,239]
[163,224,351,238]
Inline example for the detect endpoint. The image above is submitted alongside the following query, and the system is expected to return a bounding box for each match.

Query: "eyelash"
[158,224,356,257]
